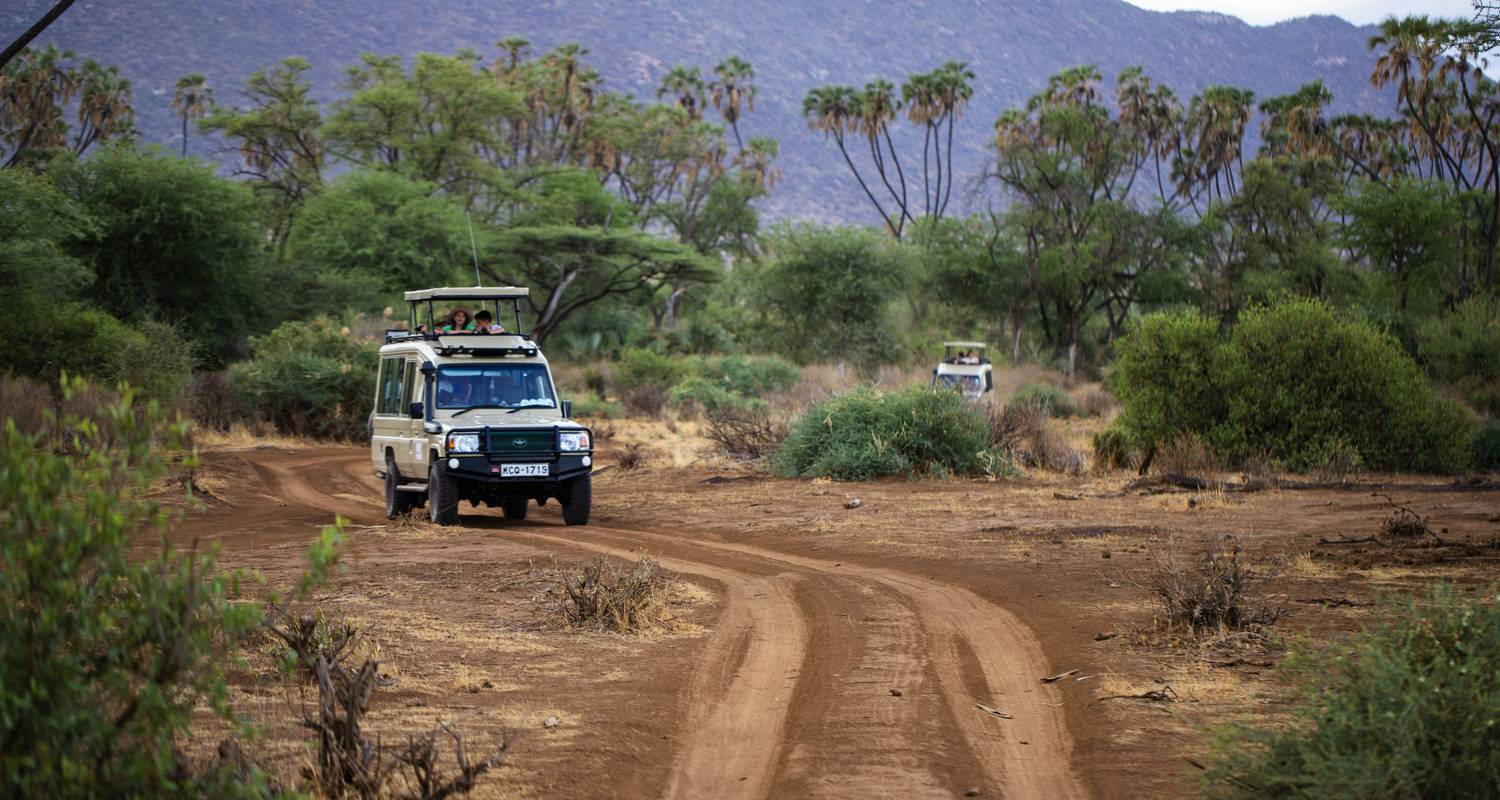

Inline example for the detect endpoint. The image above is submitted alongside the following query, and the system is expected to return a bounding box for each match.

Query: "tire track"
[498,527,808,800]
[239,449,1086,799]
[578,524,1089,800]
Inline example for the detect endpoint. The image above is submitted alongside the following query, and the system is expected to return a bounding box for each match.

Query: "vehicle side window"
[402,360,418,409]
[377,357,403,415]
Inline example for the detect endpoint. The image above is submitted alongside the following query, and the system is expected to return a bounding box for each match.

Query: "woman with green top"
[440,308,475,333]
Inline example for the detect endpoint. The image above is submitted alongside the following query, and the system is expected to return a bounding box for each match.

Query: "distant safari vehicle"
[932,340,994,400]
[370,286,593,526]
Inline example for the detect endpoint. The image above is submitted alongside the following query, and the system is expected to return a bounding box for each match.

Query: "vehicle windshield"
[436,364,556,411]
[936,374,981,392]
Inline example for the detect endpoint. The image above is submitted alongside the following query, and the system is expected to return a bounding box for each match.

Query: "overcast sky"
[1127,0,1474,26]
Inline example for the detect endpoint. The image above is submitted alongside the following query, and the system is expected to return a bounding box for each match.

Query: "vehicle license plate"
[500,463,549,477]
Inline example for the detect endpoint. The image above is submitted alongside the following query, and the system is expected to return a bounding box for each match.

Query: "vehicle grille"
[485,429,553,456]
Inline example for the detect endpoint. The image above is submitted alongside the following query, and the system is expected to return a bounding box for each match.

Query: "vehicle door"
[397,357,428,475]
[372,354,412,476]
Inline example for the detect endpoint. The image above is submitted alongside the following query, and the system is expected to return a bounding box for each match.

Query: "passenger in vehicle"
[441,308,475,333]
[473,310,505,334]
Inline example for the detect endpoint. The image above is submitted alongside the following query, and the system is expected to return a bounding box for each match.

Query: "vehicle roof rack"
[405,286,529,301]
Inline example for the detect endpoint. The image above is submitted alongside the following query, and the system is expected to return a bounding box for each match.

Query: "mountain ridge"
[9,0,1394,221]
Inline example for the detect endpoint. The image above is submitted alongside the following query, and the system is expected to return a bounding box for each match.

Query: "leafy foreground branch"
[0,380,504,799]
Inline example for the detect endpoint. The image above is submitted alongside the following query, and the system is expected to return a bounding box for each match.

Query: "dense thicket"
[1110,298,1474,472]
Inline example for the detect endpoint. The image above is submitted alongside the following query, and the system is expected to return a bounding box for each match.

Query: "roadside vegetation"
[5,5,1500,797]
[1204,585,1500,799]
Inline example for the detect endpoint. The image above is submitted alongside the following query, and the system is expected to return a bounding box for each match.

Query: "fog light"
[582,455,592,467]
[448,458,459,469]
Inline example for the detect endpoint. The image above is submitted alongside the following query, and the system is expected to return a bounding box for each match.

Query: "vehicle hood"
[440,410,576,428]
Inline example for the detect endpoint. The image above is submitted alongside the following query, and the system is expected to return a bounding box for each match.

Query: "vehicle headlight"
[446,433,480,453]
[558,431,591,452]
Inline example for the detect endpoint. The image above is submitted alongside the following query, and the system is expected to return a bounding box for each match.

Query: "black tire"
[384,457,405,519]
[561,474,591,526]
[502,497,529,520]
[428,459,459,526]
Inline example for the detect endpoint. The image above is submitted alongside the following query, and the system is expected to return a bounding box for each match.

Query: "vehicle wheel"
[384,457,407,519]
[428,460,459,526]
[502,497,529,520]
[561,474,591,526]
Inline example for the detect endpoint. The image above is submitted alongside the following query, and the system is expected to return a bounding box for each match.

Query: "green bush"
[1475,420,1500,472]
[1110,298,1474,473]
[711,354,800,396]
[1418,296,1500,416]
[774,386,1010,480]
[612,348,686,394]
[1006,383,1079,418]
[671,374,760,416]
[229,319,377,439]
[0,380,273,797]
[570,392,622,420]
[1204,584,1500,799]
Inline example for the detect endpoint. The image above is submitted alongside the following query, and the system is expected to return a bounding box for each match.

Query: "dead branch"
[1041,668,1082,683]
[975,703,1013,719]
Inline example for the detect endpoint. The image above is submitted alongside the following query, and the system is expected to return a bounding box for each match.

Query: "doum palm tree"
[171,72,212,156]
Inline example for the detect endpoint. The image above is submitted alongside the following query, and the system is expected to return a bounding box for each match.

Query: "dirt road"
[178,445,1088,799]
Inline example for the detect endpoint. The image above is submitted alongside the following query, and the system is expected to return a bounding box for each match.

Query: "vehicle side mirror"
[408,401,424,419]
[560,400,573,419]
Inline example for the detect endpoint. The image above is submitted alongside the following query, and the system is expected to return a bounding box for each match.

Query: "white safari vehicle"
[370,286,593,526]
[931,340,994,400]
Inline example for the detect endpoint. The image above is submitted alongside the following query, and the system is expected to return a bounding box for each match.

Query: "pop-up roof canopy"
[404,286,529,301]
[403,286,530,337]
[943,341,987,350]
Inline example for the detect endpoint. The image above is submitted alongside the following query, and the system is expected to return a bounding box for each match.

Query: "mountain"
[8,0,1392,222]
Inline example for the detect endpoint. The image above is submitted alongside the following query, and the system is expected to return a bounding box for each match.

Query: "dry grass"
[1153,433,1225,478]
[703,405,787,460]
[1143,535,1286,637]
[196,424,314,450]
[554,557,672,634]
[986,399,1082,474]
[616,443,647,470]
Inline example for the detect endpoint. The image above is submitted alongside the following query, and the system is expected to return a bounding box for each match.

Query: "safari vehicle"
[932,340,994,400]
[370,286,593,526]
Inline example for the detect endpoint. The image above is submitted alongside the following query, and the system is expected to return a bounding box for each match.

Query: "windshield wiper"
[451,404,509,417]
[506,402,556,414]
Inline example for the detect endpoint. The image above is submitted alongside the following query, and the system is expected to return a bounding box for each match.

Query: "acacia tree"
[990,66,1184,375]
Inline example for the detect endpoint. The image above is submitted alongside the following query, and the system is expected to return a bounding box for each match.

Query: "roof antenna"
[465,211,482,286]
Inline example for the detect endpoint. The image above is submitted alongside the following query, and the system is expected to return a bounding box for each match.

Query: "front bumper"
[442,452,593,484]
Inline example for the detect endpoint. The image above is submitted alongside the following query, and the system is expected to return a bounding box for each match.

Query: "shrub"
[1006,383,1079,418]
[670,375,760,417]
[1091,428,1134,470]
[1474,420,1500,472]
[0,379,272,797]
[987,399,1080,474]
[0,375,50,438]
[555,557,670,633]
[711,354,800,396]
[774,386,1007,480]
[570,392,622,420]
[621,384,669,418]
[1417,295,1500,415]
[1149,535,1284,636]
[229,319,377,440]
[612,348,686,394]
[1079,389,1114,418]
[1111,298,1475,473]
[1204,584,1500,799]
[704,405,787,460]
